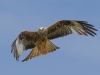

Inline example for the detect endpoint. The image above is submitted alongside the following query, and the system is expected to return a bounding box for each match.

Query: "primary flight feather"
[11,20,98,62]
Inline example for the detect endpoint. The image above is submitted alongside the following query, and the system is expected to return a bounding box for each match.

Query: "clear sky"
[0,0,100,75]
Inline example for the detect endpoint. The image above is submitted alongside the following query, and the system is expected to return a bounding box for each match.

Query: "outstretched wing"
[47,20,98,40]
[11,31,37,61]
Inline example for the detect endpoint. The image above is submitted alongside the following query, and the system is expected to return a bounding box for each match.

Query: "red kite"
[11,20,98,62]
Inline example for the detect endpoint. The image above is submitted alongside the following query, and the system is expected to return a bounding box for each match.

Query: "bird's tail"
[41,39,59,54]
[22,39,59,62]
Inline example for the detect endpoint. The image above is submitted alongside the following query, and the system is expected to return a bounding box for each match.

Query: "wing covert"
[47,20,98,40]
[11,31,37,61]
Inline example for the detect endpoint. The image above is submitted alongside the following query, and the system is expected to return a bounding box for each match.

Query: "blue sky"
[0,0,100,75]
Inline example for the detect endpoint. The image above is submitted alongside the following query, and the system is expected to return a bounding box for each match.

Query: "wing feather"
[47,20,97,39]
[72,26,83,35]
[11,31,37,61]
[85,28,97,35]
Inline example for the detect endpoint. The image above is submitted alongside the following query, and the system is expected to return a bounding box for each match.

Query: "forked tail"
[22,39,59,62]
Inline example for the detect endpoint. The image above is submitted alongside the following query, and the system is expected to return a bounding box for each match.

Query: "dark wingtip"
[22,58,28,62]
[94,28,98,31]
[22,60,24,62]
[22,59,25,62]
[22,59,28,62]
[57,47,60,49]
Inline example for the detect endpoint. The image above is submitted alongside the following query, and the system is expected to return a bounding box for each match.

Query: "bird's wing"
[11,31,37,61]
[47,20,98,40]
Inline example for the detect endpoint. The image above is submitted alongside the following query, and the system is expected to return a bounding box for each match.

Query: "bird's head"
[39,27,45,31]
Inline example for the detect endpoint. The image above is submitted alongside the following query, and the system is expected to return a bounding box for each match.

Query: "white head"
[39,27,45,31]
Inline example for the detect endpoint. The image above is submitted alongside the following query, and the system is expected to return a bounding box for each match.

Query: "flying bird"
[11,20,98,62]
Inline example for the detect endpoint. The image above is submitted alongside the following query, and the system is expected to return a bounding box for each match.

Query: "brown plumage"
[11,20,98,62]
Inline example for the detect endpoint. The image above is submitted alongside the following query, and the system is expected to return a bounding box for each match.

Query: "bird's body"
[11,20,98,62]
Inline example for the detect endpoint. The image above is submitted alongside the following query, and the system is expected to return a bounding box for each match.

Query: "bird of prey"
[11,20,98,62]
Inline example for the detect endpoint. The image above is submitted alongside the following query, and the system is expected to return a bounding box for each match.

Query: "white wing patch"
[71,21,86,34]
[15,37,24,57]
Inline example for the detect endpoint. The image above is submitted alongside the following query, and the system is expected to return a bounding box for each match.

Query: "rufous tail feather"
[22,39,59,62]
